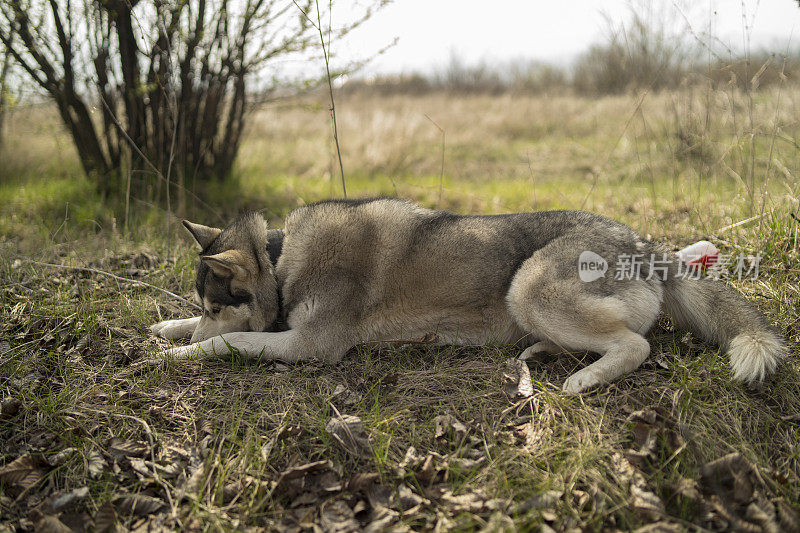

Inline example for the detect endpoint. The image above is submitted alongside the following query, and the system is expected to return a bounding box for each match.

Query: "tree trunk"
[111,0,148,178]
[0,39,11,149]
[54,90,114,188]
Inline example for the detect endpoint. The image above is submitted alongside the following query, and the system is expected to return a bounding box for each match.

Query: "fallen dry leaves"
[0,453,48,497]
[0,397,22,419]
[698,452,800,532]
[619,407,800,532]
[503,358,534,398]
[0,381,797,532]
[326,414,372,459]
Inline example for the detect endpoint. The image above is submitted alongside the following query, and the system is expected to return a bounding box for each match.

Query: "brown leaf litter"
[698,452,800,532]
[108,438,150,459]
[618,407,800,532]
[0,397,22,419]
[503,358,534,398]
[0,453,49,498]
[624,407,687,469]
[433,412,470,444]
[326,414,372,459]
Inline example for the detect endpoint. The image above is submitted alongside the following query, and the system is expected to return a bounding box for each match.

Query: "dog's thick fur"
[150,198,786,392]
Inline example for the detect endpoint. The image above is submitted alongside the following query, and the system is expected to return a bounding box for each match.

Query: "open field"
[1,88,799,531]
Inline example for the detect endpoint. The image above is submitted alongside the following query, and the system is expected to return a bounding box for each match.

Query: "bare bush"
[0,0,374,208]
[435,54,505,95]
[340,73,433,97]
[342,60,570,96]
[507,62,568,94]
[572,3,694,94]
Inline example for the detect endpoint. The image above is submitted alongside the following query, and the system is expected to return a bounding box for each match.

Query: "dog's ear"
[183,220,222,249]
[201,250,252,280]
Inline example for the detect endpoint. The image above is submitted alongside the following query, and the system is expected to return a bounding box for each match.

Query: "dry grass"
[0,86,799,531]
[235,88,800,240]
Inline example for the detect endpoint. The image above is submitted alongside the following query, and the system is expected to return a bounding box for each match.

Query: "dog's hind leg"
[507,241,662,393]
[150,317,201,340]
[559,328,651,393]
[518,340,563,362]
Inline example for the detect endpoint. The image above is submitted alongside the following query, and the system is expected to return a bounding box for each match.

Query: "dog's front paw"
[164,343,201,360]
[150,320,168,337]
[562,368,603,394]
[150,319,194,340]
[133,344,200,367]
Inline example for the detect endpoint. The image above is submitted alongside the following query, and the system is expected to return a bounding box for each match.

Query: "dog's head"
[182,213,280,343]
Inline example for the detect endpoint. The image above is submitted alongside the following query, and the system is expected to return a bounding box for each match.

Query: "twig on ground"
[713,213,767,235]
[17,258,201,311]
[71,407,157,461]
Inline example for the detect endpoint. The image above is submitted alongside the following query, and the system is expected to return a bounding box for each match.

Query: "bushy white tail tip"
[728,331,786,382]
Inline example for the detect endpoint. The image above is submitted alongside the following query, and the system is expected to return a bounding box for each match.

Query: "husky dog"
[150,198,786,393]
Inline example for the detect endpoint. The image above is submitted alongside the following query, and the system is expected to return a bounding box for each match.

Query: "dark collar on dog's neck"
[266,229,284,265]
[266,229,287,331]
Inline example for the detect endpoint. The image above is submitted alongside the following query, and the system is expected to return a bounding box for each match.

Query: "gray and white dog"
[150,198,786,393]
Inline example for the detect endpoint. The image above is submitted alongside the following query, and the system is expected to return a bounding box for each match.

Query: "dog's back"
[276,198,635,345]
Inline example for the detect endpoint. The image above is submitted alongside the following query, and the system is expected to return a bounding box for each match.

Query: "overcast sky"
[332,0,800,75]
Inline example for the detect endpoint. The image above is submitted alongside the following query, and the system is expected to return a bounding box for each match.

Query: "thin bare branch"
[19,259,201,311]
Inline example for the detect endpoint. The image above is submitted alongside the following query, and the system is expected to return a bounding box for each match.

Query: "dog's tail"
[661,271,786,382]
